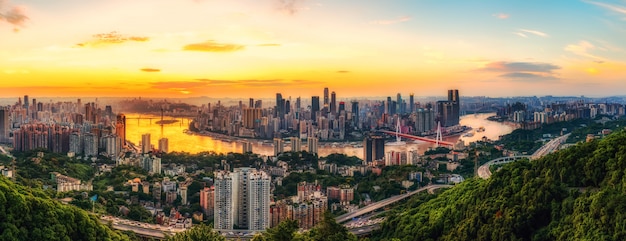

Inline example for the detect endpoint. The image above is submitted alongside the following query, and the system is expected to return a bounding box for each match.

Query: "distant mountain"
[0,176,130,241]
[374,130,626,241]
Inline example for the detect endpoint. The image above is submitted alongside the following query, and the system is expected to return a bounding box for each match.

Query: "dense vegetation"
[0,176,130,241]
[373,129,626,241]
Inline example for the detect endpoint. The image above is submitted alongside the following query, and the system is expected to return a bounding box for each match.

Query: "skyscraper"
[273,138,283,156]
[409,93,415,113]
[116,114,126,148]
[330,91,337,115]
[141,133,151,153]
[247,170,271,231]
[158,138,169,153]
[351,101,359,128]
[363,135,385,162]
[396,93,402,114]
[214,171,234,230]
[323,88,329,106]
[311,96,320,121]
[0,107,9,142]
[275,93,284,118]
[437,89,460,127]
[214,169,270,231]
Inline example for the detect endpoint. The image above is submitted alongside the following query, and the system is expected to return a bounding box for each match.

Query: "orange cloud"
[182,40,244,52]
[140,68,161,72]
[76,31,150,47]
[0,2,29,32]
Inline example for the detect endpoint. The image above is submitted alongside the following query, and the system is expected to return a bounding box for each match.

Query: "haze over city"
[2,0,626,98]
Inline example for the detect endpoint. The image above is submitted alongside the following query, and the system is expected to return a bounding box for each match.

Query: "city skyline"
[2,0,626,98]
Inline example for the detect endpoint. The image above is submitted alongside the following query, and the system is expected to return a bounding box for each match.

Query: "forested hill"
[0,176,130,241]
[374,130,626,241]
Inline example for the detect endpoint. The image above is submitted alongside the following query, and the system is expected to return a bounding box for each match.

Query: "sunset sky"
[2,0,626,98]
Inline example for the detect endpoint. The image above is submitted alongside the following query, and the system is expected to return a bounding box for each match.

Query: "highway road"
[100,216,184,239]
[478,133,570,179]
[335,184,452,223]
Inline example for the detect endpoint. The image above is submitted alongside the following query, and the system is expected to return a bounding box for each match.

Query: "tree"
[167,224,225,241]
[307,212,357,241]
[260,220,299,241]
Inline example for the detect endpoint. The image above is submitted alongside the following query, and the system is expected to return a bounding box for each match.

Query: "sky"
[2,0,626,99]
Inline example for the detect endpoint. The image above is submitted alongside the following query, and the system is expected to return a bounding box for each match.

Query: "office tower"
[275,93,284,118]
[330,91,337,115]
[437,89,460,127]
[247,170,271,231]
[254,100,262,109]
[385,97,392,114]
[290,137,301,152]
[200,186,215,218]
[396,93,402,114]
[285,100,291,114]
[158,138,169,153]
[363,135,385,162]
[295,97,301,112]
[23,95,29,110]
[242,142,253,153]
[311,96,320,121]
[141,133,151,153]
[323,88,329,106]
[243,108,262,129]
[351,101,359,127]
[249,98,254,108]
[410,93,415,113]
[338,102,345,113]
[0,107,9,142]
[273,138,283,156]
[214,171,233,230]
[116,114,126,147]
[307,137,318,154]
[83,133,98,157]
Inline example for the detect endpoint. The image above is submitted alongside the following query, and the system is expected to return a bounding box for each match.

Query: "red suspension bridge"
[378,130,454,146]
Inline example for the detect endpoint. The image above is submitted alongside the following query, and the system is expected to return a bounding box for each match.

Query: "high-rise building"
[214,169,270,231]
[273,138,283,156]
[242,142,253,153]
[307,137,318,154]
[214,171,234,230]
[158,138,169,153]
[105,134,121,158]
[23,95,29,111]
[437,90,460,127]
[116,114,126,147]
[69,132,82,155]
[363,135,385,162]
[83,133,98,157]
[351,101,359,127]
[275,93,284,118]
[0,107,9,142]
[409,93,415,113]
[330,91,337,115]
[323,88,329,106]
[396,93,403,114]
[415,108,436,133]
[290,137,301,152]
[142,155,161,174]
[247,170,271,231]
[243,108,262,129]
[311,96,320,121]
[141,133,151,154]
[200,186,215,218]
[249,98,254,108]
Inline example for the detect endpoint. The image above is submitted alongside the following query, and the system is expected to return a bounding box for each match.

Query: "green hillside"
[0,176,130,241]
[374,130,626,241]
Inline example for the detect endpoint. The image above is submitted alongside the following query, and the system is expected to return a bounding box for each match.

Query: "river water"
[124,113,514,158]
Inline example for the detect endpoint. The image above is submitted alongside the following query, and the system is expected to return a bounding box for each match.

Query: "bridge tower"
[435,121,443,147]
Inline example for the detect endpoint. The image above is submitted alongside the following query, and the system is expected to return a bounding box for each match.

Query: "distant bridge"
[378,130,454,146]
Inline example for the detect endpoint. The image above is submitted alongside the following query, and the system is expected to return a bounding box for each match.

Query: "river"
[124,113,514,158]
